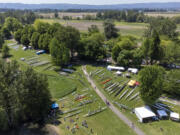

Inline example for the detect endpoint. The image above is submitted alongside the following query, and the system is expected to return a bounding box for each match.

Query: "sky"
[0,0,180,5]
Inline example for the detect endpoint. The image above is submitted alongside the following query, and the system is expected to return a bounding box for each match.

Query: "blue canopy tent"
[36,50,45,55]
[51,103,59,109]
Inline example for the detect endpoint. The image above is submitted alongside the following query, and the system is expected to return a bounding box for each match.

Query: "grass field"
[86,65,180,135]
[7,40,136,135]
[38,12,97,19]
[37,19,147,38]
[145,12,180,18]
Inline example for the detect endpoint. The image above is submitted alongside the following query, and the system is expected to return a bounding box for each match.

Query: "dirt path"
[82,65,145,135]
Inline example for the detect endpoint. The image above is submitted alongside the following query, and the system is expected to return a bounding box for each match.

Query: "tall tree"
[21,34,30,46]
[21,68,51,124]
[0,33,4,49]
[54,11,59,18]
[34,20,50,34]
[139,65,165,104]
[88,25,99,34]
[38,33,52,51]
[14,29,22,43]
[0,60,22,128]
[149,30,164,64]
[164,70,180,97]
[31,32,40,49]
[55,26,80,57]
[0,60,52,130]
[141,38,152,65]
[79,33,106,60]
[1,27,11,39]
[104,20,119,39]
[144,17,178,39]
[112,38,137,66]
[4,17,22,32]
[2,45,9,58]
[50,38,70,66]
[141,31,164,65]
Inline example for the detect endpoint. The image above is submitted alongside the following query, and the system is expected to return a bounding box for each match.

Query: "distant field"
[38,12,96,19]
[38,19,148,38]
[145,12,180,18]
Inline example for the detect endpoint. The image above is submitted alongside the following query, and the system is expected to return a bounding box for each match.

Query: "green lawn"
[7,41,136,135]
[86,65,180,135]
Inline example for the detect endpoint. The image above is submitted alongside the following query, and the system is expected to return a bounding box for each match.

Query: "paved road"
[82,65,145,135]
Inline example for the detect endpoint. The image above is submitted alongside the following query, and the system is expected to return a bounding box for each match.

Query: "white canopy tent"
[128,68,138,74]
[134,106,156,123]
[116,71,122,76]
[170,112,180,121]
[107,65,125,71]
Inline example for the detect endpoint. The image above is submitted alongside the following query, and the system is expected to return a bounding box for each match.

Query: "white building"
[128,68,138,74]
[107,65,125,71]
[134,106,156,123]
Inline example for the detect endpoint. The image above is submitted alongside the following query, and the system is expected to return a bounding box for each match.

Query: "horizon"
[0,0,180,5]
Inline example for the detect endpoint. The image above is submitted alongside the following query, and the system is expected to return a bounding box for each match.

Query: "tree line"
[0,60,51,131]
[0,10,38,24]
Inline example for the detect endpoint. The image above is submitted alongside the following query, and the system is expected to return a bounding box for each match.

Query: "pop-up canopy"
[51,103,59,109]
[135,106,156,123]
[157,110,168,119]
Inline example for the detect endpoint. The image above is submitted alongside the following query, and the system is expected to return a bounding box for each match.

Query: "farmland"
[37,18,180,38]
[38,12,97,19]
[38,19,148,38]
[7,40,136,135]
[145,12,180,18]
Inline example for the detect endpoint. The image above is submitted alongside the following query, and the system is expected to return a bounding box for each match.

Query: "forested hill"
[0,2,180,10]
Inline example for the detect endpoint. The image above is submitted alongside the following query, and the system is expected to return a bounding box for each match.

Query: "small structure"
[28,46,32,49]
[170,112,180,122]
[116,71,122,76]
[128,68,138,74]
[157,110,168,120]
[125,73,131,78]
[20,58,25,61]
[134,106,156,123]
[107,65,125,71]
[22,46,27,51]
[51,103,59,110]
[36,50,45,55]
[128,80,136,87]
